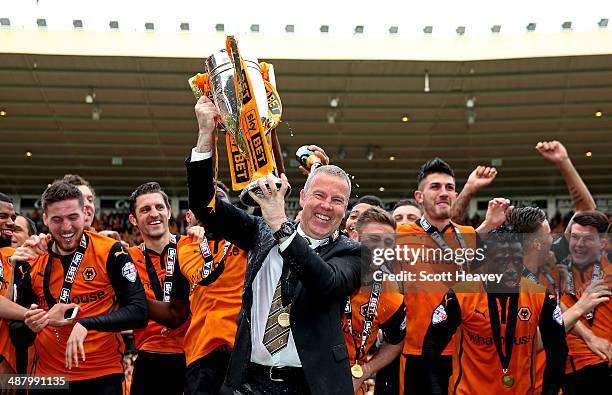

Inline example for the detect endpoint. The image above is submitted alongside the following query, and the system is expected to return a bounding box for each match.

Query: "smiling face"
[0,201,16,245]
[487,242,524,290]
[77,185,96,227]
[358,221,395,259]
[345,203,372,233]
[43,199,85,255]
[11,215,32,248]
[129,192,171,241]
[414,173,457,222]
[392,204,422,225]
[299,172,349,239]
[569,223,605,267]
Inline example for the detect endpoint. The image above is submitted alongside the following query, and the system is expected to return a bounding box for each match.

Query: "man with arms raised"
[557,211,611,393]
[399,158,506,394]
[186,96,361,394]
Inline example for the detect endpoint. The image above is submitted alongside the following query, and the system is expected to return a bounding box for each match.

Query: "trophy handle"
[239,174,291,207]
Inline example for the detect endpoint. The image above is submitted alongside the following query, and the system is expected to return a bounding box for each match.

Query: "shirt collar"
[297,224,326,250]
[419,216,454,234]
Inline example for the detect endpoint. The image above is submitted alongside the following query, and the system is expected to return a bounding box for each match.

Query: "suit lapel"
[246,231,277,287]
[290,239,340,304]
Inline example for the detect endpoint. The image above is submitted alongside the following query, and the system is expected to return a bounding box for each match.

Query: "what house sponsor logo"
[467,332,532,346]
[36,290,106,306]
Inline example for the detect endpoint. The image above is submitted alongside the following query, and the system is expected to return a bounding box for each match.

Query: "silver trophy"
[205,50,271,152]
[204,46,289,207]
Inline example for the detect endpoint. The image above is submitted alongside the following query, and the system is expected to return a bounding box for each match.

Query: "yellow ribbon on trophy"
[188,36,283,211]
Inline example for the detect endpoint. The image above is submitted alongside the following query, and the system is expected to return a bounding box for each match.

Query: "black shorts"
[130,351,185,395]
[29,373,124,395]
[403,354,452,395]
[563,361,612,395]
[184,350,232,395]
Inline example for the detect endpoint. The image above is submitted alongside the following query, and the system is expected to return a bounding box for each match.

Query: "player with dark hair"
[399,158,507,395]
[0,192,15,249]
[126,181,203,395]
[557,211,611,394]
[13,181,148,394]
[391,199,422,225]
[343,207,406,394]
[423,227,568,395]
[62,174,96,229]
[345,195,384,236]
[11,213,37,249]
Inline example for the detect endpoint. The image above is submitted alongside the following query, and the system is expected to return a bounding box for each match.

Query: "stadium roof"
[1,0,611,200]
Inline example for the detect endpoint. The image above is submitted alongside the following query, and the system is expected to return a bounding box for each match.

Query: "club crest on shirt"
[518,306,532,322]
[432,304,447,324]
[82,267,97,282]
[122,261,138,283]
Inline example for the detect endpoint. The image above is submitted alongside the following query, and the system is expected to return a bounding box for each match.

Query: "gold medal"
[277,312,290,328]
[351,364,364,379]
[501,373,514,388]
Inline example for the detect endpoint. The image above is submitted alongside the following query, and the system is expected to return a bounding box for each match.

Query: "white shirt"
[190,148,325,367]
[250,225,325,367]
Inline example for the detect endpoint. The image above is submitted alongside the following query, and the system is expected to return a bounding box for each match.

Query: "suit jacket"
[186,157,361,395]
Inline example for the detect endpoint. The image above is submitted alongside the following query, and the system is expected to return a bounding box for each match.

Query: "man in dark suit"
[185,96,361,394]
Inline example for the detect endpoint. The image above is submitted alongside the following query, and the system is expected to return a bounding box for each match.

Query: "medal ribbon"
[523,268,560,304]
[196,237,232,286]
[345,280,383,364]
[568,261,602,325]
[487,293,519,376]
[0,254,4,282]
[43,234,88,308]
[418,217,469,271]
[141,234,177,303]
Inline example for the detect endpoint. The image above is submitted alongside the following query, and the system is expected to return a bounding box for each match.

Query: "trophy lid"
[205,49,260,77]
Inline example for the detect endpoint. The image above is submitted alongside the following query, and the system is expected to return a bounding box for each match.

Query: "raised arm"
[535,141,596,212]
[451,165,497,224]
[186,96,258,251]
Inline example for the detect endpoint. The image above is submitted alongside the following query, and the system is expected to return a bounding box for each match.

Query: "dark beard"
[0,236,11,248]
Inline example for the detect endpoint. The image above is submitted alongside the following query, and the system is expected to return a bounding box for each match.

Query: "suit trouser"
[233,363,310,395]
[403,354,452,395]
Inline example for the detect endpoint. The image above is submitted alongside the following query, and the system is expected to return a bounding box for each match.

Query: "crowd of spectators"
[21,205,605,248]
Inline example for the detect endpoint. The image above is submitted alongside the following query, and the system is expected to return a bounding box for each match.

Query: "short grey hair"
[303,165,352,198]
